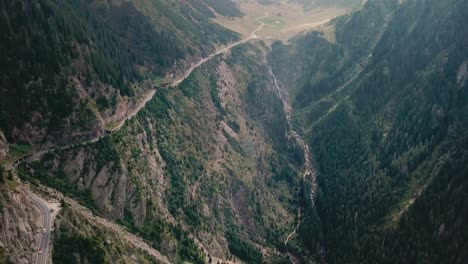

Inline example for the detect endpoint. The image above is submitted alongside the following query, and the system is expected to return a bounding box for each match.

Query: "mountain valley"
[0,0,467,263]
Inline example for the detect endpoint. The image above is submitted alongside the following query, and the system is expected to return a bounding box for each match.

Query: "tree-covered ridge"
[0,0,239,145]
[270,0,468,262]
[52,205,160,264]
[199,0,243,17]
[269,0,398,109]
[18,43,306,263]
[259,0,362,9]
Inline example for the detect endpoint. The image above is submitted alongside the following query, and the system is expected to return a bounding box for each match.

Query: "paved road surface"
[11,19,267,170]
[10,18,270,263]
[172,20,265,86]
[3,15,342,264]
[25,189,51,264]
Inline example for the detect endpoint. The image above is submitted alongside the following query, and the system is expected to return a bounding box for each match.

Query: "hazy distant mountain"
[259,0,362,8]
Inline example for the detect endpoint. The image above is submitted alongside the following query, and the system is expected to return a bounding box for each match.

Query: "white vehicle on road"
[42,228,46,234]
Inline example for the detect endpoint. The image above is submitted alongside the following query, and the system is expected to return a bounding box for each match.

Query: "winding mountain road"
[15,15,336,263]
[12,19,268,168]
[9,15,333,263]
[172,20,265,86]
[24,188,52,264]
[9,18,267,264]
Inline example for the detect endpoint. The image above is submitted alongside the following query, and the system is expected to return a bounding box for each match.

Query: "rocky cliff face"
[52,204,162,264]
[0,181,165,264]
[36,128,167,226]
[0,0,239,151]
[0,132,7,159]
[19,44,304,263]
[0,187,41,264]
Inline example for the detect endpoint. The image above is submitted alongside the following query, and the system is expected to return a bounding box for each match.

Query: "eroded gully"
[268,66,319,263]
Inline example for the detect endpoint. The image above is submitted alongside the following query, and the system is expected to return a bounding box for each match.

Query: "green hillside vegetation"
[258,0,362,8]
[0,0,239,144]
[270,0,468,262]
[186,0,216,18]
[201,0,243,17]
[53,206,159,264]
[18,44,304,262]
[0,247,9,264]
[3,0,467,262]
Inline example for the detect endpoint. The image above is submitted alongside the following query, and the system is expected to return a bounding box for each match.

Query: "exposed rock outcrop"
[0,132,8,158]
[0,187,41,264]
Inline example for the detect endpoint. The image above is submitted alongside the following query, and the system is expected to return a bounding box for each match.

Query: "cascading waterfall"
[268,67,317,204]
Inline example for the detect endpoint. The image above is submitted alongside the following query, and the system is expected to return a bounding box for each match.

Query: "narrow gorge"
[1,0,467,263]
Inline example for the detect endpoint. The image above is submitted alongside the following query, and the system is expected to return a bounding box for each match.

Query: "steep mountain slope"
[0,179,166,264]
[299,0,362,9]
[52,203,162,264]
[270,0,468,263]
[1,0,467,263]
[0,180,41,264]
[197,0,244,17]
[0,0,239,149]
[259,0,362,8]
[18,43,306,263]
[269,0,398,108]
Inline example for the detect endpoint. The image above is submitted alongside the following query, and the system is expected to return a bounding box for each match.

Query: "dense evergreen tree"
[0,0,239,141]
[270,0,468,262]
